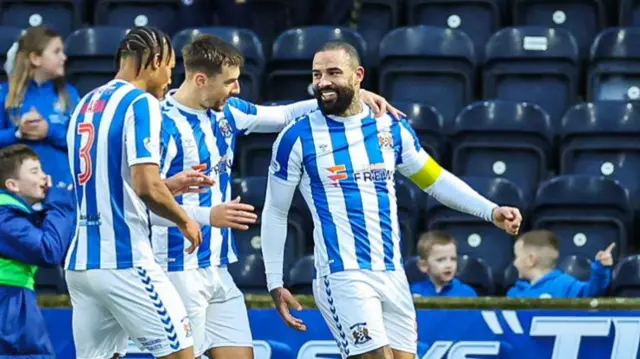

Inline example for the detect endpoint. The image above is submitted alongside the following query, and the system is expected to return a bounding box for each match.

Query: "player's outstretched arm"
[149,197,257,230]
[395,119,522,235]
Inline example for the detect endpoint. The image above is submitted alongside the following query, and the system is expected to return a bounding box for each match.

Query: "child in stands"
[410,231,477,297]
[0,144,76,358]
[508,230,612,298]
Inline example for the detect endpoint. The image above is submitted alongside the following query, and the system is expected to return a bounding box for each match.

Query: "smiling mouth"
[320,90,337,101]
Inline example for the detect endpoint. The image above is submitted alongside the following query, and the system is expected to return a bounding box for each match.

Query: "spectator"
[410,231,478,297]
[0,25,79,188]
[507,230,613,298]
[0,144,76,358]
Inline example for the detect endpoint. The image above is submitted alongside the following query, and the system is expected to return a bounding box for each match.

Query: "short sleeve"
[396,118,430,176]
[269,122,304,184]
[125,93,162,167]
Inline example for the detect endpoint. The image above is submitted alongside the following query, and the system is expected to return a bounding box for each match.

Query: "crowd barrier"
[39,295,640,359]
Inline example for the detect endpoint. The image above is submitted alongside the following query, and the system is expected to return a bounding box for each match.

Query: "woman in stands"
[0,25,79,188]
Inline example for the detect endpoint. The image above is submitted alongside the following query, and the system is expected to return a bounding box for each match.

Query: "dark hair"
[182,34,244,77]
[115,26,173,76]
[0,144,39,189]
[317,40,361,68]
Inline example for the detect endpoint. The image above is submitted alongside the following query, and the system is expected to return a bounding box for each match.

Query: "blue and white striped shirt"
[65,79,163,270]
[152,91,317,271]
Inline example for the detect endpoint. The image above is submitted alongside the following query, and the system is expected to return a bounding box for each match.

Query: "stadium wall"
[39,296,640,359]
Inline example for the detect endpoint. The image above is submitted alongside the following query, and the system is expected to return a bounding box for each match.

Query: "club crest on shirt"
[378,131,393,150]
[350,322,372,345]
[218,119,233,138]
[181,317,192,338]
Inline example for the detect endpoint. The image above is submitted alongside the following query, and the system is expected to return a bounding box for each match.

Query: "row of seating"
[36,251,640,297]
[2,0,639,55]
[3,24,639,122]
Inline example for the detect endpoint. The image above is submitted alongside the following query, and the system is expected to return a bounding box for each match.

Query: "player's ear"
[354,66,365,84]
[194,73,207,88]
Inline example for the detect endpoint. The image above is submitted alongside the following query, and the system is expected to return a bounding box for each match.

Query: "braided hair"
[115,26,172,75]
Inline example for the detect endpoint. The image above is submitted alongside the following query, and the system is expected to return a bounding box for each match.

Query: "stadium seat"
[288,254,314,294]
[502,264,519,293]
[34,266,67,294]
[451,100,553,197]
[0,26,24,83]
[558,255,592,282]
[391,102,445,161]
[0,0,82,37]
[230,177,309,274]
[65,27,130,96]
[405,0,504,57]
[171,27,265,103]
[227,253,267,293]
[404,256,429,284]
[265,26,368,101]
[94,0,182,35]
[378,25,476,124]
[244,0,290,57]
[235,100,294,178]
[588,28,640,101]
[425,177,526,278]
[511,0,608,56]
[531,175,631,263]
[457,255,495,295]
[357,0,401,68]
[611,255,640,297]
[560,101,640,203]
[483,27,580,125]
[396,175,425,257]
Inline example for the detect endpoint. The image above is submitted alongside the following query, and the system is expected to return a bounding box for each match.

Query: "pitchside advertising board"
[42,308,640,358]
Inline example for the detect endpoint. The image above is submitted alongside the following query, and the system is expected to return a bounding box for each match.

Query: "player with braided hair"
[64,26,203,359]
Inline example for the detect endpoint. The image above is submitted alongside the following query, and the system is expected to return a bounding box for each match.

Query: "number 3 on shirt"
[77,123,95,186]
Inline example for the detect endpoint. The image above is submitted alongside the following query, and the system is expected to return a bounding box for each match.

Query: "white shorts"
[65,263,193,359]
[167,265,253,356]
[313,269,417,358]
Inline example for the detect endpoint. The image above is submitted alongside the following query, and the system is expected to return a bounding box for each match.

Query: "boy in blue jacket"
[0,144,76,358]
[410,231,478,297]
[507,230,612,298]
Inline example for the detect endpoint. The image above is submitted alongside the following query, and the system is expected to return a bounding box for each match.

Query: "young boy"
[410,231,478,297]
[508,230,613,298]
[0,144,76,358]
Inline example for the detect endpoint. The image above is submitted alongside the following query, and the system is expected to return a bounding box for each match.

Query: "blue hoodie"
[410,277,478,297]
[0,80,79,186]
[507,262,611,298]
[0,187,76,358]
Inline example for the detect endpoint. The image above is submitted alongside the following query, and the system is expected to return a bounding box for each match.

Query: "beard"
[313,83,355,116]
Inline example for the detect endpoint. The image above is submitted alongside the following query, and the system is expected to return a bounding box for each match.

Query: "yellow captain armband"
[408,156,443,190]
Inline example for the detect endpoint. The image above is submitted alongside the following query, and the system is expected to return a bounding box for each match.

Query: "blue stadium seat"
[0,26,24,82]
[94,0,181,35]
[406,0,503,57]
[451,100,553,196]
[404,256,429,284]
[0,0,82,37]
[35,266,67,294]
[378,25,476,124]
[244,0,290,57]
[358,0,401,67]
[560,101,640,204]
[512,0,608,57]
[288,254,314,294]
[558,255,592,282]
[391,102,444,160]
[234,100,294,178]
[265,26,368,102]
[230,177,308,274]
[425,177,526,278]
[483,27,580,124]
[171,27,265,103]
[588,28,640,101]
[457,255,495,295]
[502,264,519,293]
[65,27,130,96]
[227,253,267,293]
[531,175,631,263]
[396,175,425,257]
[611,255,640,297]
